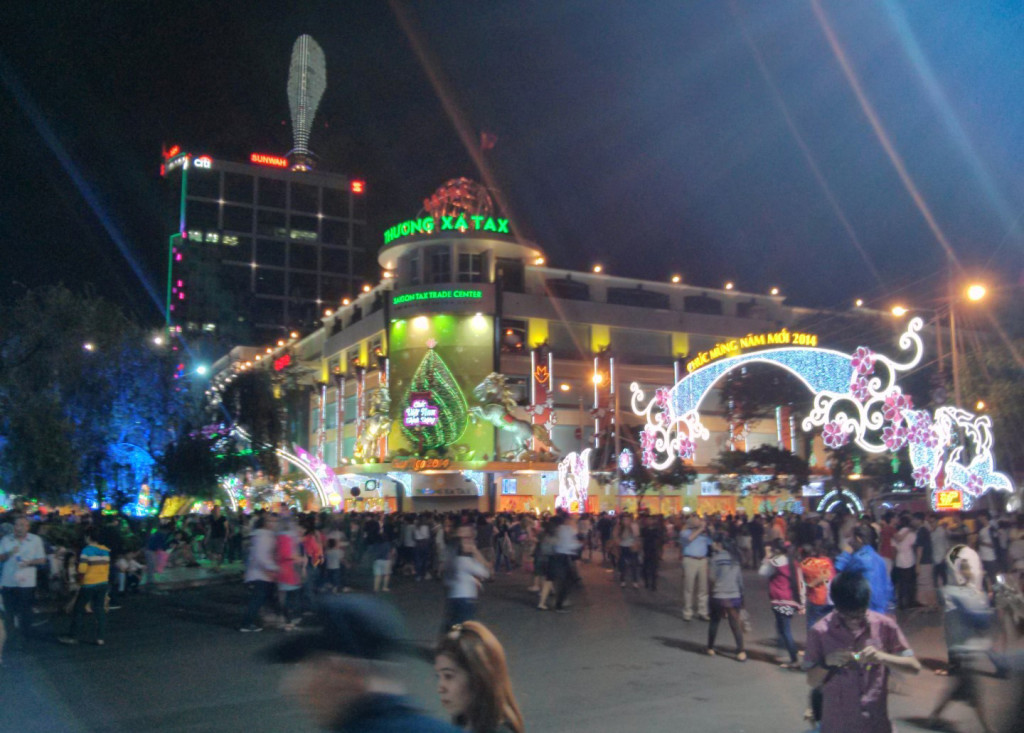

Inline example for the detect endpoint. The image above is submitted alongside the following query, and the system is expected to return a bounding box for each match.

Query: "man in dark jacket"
[269,596,460,732]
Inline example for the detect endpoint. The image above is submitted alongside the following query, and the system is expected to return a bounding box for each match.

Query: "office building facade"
[162,148,366,346]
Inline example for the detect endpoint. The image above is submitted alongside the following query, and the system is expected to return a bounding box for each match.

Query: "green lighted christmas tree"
[400,341,469,452]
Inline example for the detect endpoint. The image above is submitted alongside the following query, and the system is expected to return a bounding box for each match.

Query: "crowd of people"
[3,502,1024,730]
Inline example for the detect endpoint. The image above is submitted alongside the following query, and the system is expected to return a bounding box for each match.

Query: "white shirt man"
[0,517,47,640]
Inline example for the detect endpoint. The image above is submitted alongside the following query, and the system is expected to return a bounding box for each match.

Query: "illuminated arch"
[633,317,1015,510]
[231,427,329,507]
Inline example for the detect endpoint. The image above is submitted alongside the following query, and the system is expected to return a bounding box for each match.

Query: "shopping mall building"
[212,179,880,515]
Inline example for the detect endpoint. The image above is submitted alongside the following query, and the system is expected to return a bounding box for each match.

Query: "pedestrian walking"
[270,595,461,732]
[240,513,278,632]
[892,515,918,610]
[616,514,640,588]
[435,621,525,733]
[835,526,893,614]
[59,526,111,646]
[640,514,663,591]
[928,545,995,733]
[550,514,582,613]
[760,538,804,668]
[805,571,921,732]
[680,516,710,621]
[442,527,492,631]
[706,533,746,662]
[0,516,47,645]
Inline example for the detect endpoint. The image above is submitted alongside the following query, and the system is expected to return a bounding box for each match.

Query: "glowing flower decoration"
[675,437,695,460]
[654,388,670,410]
[851,347,876,376]
[965,473,984,497]
[882,424,908,451]
[908,415,938,448]
[850,377,870,402]
[822,420,849,449]
[912,466,931,488]
[640,427,657,467]
[883,390,912,423]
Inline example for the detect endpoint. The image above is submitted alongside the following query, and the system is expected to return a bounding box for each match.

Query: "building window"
[500,319,526,353]
[427,246,450,284]
[325,405,338,430]
[346,345,361,371]
[324,440,338,467]
[407,251,421,285]
[457,252,483,282]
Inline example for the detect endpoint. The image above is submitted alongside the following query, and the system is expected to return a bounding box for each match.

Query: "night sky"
[2,1,1022,324]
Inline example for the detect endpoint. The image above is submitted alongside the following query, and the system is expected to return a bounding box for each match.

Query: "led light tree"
[400,342,468,454]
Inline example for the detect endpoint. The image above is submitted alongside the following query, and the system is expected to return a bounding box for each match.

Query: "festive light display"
[392,289,483,305]
[399,343,469,451]
[556,449,591,513]
[633,316,1017,507]
[403,394,440,427]
[287,35,326,162]
[618,448,634,475]
[817,489,865,514]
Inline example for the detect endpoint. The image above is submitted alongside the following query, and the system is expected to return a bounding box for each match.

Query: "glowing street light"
[83,342,95,352]
[534,257,545,266]
[592,264,603,274]
[153,336,164,346]
[591,372,604,385]
[289,331,299,339]
[724,281,734,290]
[559,383,572,392]
[770,287,780,296]
[324,309,333,317]
[362,284,372,293]
[854,298,864,308]
[975,400,986,411]
[891,305,909,317]
[671,274,681,283]
[195,365,208,376]
[966,283,986,302]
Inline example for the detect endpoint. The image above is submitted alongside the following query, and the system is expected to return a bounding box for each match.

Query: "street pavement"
[1,551,1018,733]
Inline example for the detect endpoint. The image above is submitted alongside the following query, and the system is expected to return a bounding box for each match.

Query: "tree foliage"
[710,444,810,494]
[719,364,812,426]
[959,336,1024,476]
[0,286,199,507]
[219,370,282,481]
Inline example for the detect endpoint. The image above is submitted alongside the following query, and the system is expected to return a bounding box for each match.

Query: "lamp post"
[891,280,987,408]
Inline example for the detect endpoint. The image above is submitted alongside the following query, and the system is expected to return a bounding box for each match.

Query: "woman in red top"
[759,538,805,668]
[275,518,302,631]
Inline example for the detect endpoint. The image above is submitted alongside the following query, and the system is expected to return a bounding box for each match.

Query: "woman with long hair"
[435,621,525,733]
[759,537,804,668]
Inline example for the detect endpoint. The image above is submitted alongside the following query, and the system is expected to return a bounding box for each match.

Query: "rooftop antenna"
[287,34,326,171]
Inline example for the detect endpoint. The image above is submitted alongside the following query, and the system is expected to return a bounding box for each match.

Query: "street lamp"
[966,283,986,302]
[891,305,909,317]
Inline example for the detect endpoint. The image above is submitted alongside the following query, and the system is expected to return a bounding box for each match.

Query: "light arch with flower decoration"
[631,317,1015,511]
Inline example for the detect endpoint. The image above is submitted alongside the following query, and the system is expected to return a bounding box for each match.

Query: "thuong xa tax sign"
[384,214,511,245]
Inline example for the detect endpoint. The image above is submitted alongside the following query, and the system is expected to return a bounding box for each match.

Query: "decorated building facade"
[215,178,1001,515]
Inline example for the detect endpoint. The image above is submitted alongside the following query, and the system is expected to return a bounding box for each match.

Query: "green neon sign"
[383,215,510,244]
[392,290,483,306]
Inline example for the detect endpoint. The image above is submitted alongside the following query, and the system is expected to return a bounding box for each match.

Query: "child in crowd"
[323,538,350,593]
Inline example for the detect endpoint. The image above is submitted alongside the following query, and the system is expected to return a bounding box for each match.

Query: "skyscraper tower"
[287,34,327,172]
